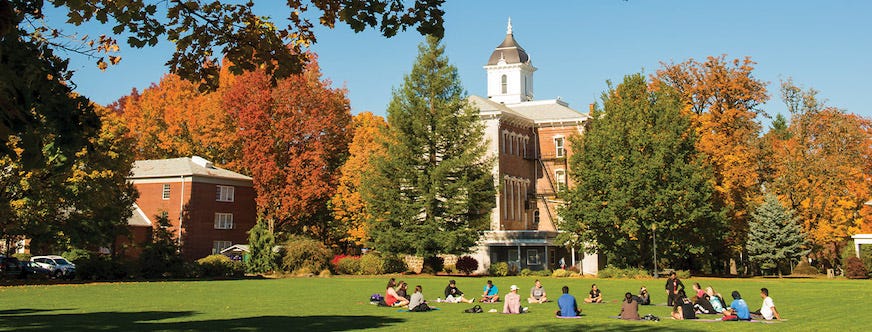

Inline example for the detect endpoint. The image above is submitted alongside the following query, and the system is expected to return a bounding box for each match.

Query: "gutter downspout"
[179,175,185,248]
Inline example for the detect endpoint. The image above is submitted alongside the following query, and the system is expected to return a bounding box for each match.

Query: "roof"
[508,100,589,124]
[486,20,530,66]
[468,95,530,120]
[130,156,252,181]
[127,203,152,227]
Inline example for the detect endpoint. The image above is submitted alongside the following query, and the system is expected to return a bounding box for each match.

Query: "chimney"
[589,103,595,112]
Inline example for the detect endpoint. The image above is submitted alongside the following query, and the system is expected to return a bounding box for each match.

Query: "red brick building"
[120,156,256,261]
[467,20,600,274]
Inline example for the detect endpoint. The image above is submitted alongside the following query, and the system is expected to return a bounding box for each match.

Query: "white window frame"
[501,74,508,94]
[527,249,540,266]
[216,185,235,202]
[554,137,565,158]
[555,169,567,191]
[212,240,232,255]
[162,184,171,200]
[214,213,234,229]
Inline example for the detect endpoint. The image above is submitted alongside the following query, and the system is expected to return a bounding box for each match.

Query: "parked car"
[31,255,76,279]
[21,261,52,279]
[0,256,24,279]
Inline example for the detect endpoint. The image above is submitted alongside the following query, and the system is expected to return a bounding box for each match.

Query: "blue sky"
[52,1,871,127]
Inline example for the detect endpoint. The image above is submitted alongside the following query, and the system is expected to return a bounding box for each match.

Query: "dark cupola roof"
[487,18,530,66]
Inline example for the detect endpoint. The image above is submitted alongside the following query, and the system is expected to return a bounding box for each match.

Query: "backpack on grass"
[463,305,483,313]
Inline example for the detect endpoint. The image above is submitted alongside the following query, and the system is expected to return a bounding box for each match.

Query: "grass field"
[1,275,870,331]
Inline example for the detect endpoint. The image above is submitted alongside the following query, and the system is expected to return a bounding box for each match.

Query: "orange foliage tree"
[652,55,768,253]
[768,80,872,262]
[225,58,352,240]
[330,112,389,249]
[114,74,241,169]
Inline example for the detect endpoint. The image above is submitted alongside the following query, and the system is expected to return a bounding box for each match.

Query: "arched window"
[501,75,507,94]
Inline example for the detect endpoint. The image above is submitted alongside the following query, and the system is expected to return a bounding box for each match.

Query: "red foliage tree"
[225,57,352,240]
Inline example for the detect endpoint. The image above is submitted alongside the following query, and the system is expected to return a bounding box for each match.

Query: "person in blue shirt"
[481,280,500,303]
[556,286,581,317]
[721,290,751,321]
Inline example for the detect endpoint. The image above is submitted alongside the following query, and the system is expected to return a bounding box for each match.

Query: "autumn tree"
[768,80,872,263]
[652,55,768,255]
[225,57,352,241]
[330,112,389,250]
[746,193,809,275]
[361,36,495,266]
[560,73,724,270]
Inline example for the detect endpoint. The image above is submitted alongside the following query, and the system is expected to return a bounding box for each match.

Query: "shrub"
[597,265,650,279]
[247,220,277,274]
[382,254,408,274]
[443,264,456,274]
[62,248,92,264]
[567,265,581,273]
[359,253,385,275]
[281,235,331,273]
[455,256,479,275]
[335,256,361,275]
[489,262,509,276]
[792,260,819,275]
[552,269,571,277]
[75,255,128,280]
[319,269,332,277]
[197,255,244,278]
[421,256,444,274]
[845,256,869,279]
[535,269,552,277]
[520,268,533,276]
[675,269,691,280]
[12,253,31,262]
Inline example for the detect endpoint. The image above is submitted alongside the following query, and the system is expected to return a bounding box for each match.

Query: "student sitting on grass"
[385,278,409,307]
[706,286,725,313]
[619,292,640,320]
[584,284,603,303]
[556,286,581,317]
[670,290,697,320]
[503,285,522,314]
[481,280,500,303]
[636,286,651,305]
[721,291,751,321]
[528,279,548,303]
[750,288,781,320]
[693,293,717,314]
[409,285,432,312]
[442,279,474,303]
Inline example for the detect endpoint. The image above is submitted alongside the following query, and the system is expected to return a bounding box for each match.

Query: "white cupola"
[484,18,536,104]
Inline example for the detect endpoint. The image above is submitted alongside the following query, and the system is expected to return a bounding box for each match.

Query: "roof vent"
[191,156,214,169]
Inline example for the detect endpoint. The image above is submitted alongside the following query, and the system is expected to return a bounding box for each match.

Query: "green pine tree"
[246,220,277,274]
[362,36,495,267]
[747,193,809,275]
[559,73,725,270]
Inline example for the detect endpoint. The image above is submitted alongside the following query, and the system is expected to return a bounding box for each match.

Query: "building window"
[527,249,540,266]
[162,184,171,200]
[502,132,508,153]
[212,240,232,255]
[534,210,540,226]
[216,185,235,202]
[554,137,565,158]
[555,169,566,191]
[501,74,507,94]
[214,213,234,229]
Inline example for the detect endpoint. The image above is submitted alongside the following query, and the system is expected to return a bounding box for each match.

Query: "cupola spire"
[507,17,513,35]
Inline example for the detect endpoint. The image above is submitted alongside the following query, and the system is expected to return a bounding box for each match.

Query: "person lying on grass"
[584,284,603,303]
[670,290,697,320]
[556,286,581,317]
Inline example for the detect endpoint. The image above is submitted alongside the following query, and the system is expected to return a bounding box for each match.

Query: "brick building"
[468,20,600,274]
[121,156,256,260]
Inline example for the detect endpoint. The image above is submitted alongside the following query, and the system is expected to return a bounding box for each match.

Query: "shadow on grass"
[0,309,405,331]
[505,322,707,332]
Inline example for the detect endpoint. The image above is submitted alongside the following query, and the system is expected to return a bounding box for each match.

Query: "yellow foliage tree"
[331,112,389,248]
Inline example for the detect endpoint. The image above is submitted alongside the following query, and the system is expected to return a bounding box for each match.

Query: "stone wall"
[402,254,459,273]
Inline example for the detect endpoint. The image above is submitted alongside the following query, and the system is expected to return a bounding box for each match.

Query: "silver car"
[31,255,76,279]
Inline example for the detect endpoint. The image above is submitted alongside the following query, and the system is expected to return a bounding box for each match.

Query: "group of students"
[664,271,782,321]
[381,273,781,321]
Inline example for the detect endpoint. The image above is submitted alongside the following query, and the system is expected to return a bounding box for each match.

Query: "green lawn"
[1,275,870,331]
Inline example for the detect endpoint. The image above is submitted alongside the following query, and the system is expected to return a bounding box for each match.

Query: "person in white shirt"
[753,287,781,320]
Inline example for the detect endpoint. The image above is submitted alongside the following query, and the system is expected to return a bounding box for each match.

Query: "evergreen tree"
[559,73,725,270]
[139,213,185,278]
[246,220,277,274]
[747,193,809,275]
[362,36,495,266]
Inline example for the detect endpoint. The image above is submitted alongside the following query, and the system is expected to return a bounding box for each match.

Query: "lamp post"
[652,223,658,278]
